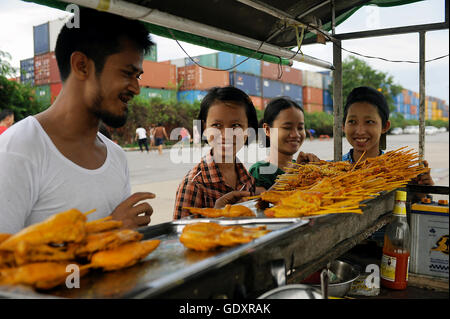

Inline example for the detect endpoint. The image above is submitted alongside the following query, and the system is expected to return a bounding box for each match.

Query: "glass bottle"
[380,190,411,290]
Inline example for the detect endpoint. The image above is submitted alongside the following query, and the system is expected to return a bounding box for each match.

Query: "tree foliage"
[331,56,403,113]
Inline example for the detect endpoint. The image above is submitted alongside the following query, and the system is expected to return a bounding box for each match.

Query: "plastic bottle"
[380,190,411,290]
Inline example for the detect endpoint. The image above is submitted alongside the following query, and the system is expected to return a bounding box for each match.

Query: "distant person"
[0,109,14,135]
[193,123,201,147]
[179,127,191,148]
[0,8,156,233]
[135,125,149,153]
[149,123,156,150]
[154,123,168,155]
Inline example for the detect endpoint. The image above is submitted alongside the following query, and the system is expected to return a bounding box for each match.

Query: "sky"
[0,0,448,103]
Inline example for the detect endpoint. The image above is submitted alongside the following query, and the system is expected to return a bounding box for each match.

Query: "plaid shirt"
[173,150,255,219]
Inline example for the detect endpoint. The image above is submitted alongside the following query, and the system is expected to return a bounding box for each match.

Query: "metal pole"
[333,39,343,161]
[419,31,426,161]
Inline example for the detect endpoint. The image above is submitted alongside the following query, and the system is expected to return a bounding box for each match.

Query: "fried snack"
[13,241,79,266]
[85,217,123,234]
[254,147,429,218]
[0,234,12,244]
[179,223,223,251]
[0,250,15,269]
[0,209,87,251]
[183,204,255,218]
[89,240,160,271]
[75,229,143,257]
[179,222,271,251]
[0,262,89,290]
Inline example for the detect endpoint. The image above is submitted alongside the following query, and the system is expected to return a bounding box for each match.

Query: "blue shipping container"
[229,72,261,96]
[34,22,49,56]
[282,83,302,104]
[177,90,208,104]
[235,55,261,76]
[322,74,332,91]
[323,90,332,106]
[262,79,283,98]
[20,58,35,85]
[324,105,333,114]
[217,52,236,71]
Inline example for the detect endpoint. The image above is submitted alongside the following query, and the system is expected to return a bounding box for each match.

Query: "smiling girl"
[173,86,259,219]
[249,97,320,191]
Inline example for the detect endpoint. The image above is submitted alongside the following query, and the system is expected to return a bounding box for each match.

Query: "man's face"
[88,41,143,128]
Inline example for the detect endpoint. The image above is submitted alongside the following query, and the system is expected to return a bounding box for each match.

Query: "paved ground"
[127,132,449,225]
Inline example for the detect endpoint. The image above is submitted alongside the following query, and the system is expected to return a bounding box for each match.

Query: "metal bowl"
[258,284,323,299]
[312,260,360,297]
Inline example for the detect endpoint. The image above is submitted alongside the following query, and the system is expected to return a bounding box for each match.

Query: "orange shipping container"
[34,52,61,85]
[302,87,323,105]
[410,105,417,115]
[261,62,302,85]
[249,96,263,110]
[177,65,229,91]
[140,60,176,89]
[303,103,323,113]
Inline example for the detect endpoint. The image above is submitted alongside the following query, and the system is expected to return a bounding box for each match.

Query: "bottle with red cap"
[380,190,411,290]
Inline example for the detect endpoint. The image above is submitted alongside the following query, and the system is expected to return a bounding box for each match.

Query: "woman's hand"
[214,191,251,209]
[296,151,321,164]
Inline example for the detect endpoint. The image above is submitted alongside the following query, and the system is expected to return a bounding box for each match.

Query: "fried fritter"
[183,204,255,218]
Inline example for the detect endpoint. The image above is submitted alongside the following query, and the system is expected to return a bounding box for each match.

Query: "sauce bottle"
[380,190,411,290]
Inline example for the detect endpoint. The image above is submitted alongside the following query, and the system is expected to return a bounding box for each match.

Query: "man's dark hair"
[0,109,14,122]
[55,8,154,82]
[197,86,258,145]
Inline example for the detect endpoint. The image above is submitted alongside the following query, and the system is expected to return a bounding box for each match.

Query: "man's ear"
[70,51,91,80]
[382,120,391,134]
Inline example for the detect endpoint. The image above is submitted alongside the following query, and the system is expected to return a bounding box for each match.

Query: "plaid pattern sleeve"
[173,170,204,220]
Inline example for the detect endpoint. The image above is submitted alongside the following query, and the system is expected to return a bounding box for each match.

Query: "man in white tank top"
[0,9,156,233]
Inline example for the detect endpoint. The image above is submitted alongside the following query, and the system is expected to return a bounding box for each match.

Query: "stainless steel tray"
[0,218,309,299]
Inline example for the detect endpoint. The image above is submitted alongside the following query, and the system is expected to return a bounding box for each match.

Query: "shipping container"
[302,70,323,89]
[323,89,332,107]
[177,65,229,91]
[50,82,62,103]
[140,60,177,89]
[229,72,261,96]
[262,79,283,98]
[410,105,417,115]
[33,19,66,56]
[185,53,218,69]
[302,87,323,105]
[402,89,411,105]
[20,58,35,86]
[249,96,263,110]
[217,52,261,76]
[34,52,61,85]
[303,103,323,113]
[323,105,333,114]
[34,85,51,105]
[217,52,235,70]
[282,83,303,104]
[261,61,302,85]
[177,90,208,104]
[321,72,332,91]
[168,58,186,68]
[139,87,176,101]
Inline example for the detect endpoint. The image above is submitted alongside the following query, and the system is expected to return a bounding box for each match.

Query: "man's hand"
[296,151,320,164]
[214,191,251,209]
[110,192,155,229]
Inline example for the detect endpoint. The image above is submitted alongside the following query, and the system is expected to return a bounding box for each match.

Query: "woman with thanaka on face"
[173,86,259,220]
[343,86,434,188]
[249,97,320,191]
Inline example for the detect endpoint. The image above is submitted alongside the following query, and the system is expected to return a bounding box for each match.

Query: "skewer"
[83,209,96,216]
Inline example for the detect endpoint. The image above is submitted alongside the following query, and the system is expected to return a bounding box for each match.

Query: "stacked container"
[139,87,176,101]
[177,90,208,104]
[177,64,229,91]
[261,62,302,85]
[140,60,177,89]
[20,58,35,86]
[229,72,261,97]
[302,70,323,113]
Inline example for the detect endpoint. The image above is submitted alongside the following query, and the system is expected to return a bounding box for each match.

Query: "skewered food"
[254,147,429,218]
[183,204,255,218]
[179,222,270,251]
[89,240,160,271]
[85,216,123,233]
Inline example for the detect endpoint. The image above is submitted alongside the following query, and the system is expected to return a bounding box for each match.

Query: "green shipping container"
[139,87,176,101]
[34,85,51,105]
[185,53,218,68]
[144,44,157,61]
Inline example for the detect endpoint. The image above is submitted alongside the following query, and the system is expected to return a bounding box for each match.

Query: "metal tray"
[0,218,309,299]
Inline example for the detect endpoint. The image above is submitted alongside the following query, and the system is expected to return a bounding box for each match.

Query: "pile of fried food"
[179,222,270,251]
[254,147,429,218]
[183,204,255,218]
[0,209,160,290]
